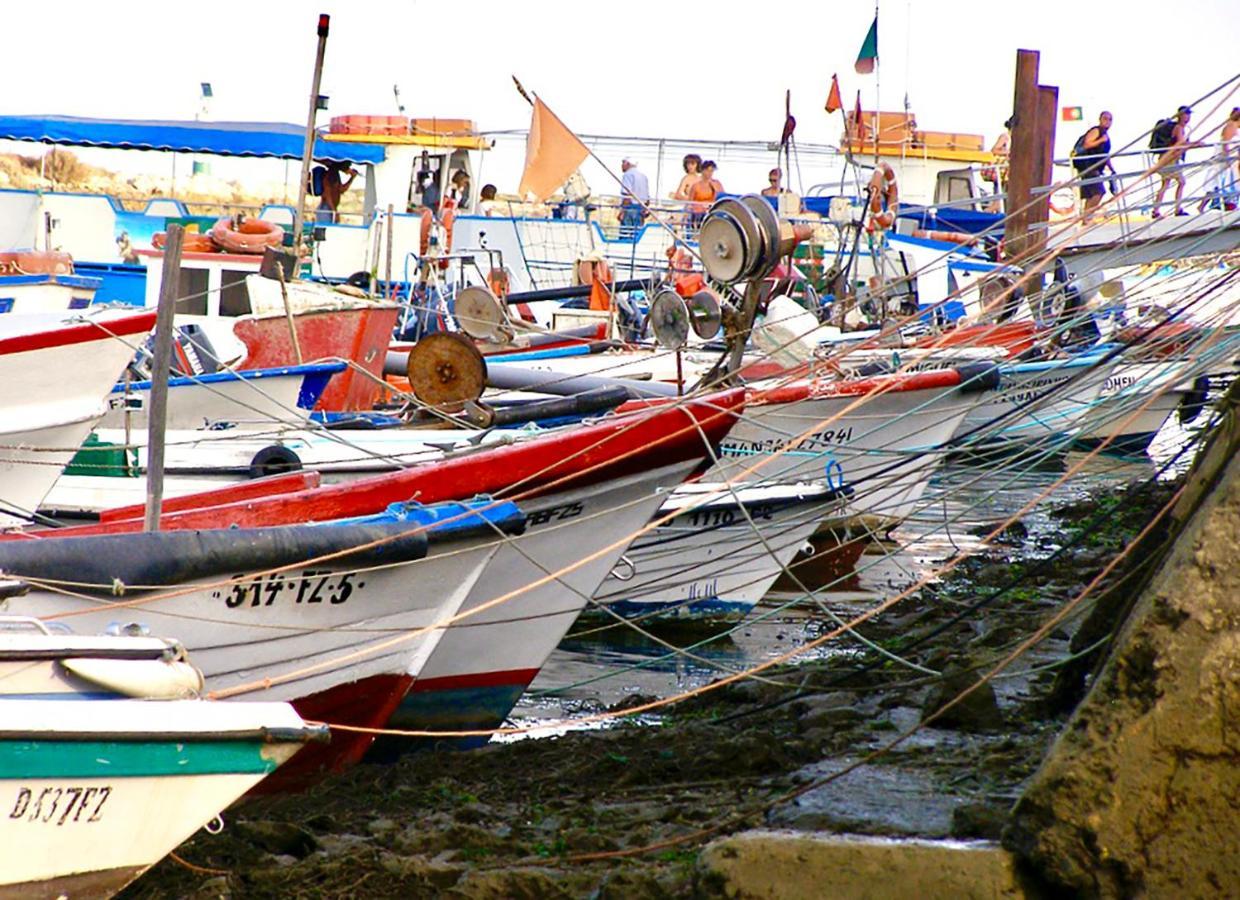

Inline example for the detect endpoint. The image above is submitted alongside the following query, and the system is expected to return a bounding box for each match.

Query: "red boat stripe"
[409,668,540,693]
[0,311,157,356]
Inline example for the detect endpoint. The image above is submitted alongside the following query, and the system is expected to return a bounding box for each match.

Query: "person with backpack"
[1072,111,1115,221]
[1150,106,1197,218]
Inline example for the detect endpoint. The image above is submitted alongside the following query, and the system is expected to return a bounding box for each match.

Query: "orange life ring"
[209,217,285,255]
[867,162,899,232]
[1048,188,1077,217]
[153,232,216,253]
[911,229,975,245]
[0,250,73,276]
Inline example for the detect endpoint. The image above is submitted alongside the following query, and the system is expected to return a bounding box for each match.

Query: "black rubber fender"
[249,445,303,480]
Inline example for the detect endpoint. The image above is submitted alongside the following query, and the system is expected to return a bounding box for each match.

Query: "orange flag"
[825,74,843,113]
[517,98,589,202]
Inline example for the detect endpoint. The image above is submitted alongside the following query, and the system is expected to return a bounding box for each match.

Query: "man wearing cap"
[619,158,650,238]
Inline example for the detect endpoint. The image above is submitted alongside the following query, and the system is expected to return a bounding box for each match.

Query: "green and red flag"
[854,16,878,74]
[1062,106,1084,122]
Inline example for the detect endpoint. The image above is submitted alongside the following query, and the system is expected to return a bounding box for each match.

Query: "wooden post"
[292,13,331,258]
[384,203,395,299]
[143,224,185,532]
[1030,83,1060,259]
[1004,50,1041,264]
[275,260,304,365]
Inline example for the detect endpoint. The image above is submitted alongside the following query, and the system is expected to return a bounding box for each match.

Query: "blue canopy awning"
[0,115,386,164]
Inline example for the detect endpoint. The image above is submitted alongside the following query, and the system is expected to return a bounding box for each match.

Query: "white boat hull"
[386,461,699,743]
[1,541,495,703]
[593,482,848,619]
[705,384,974,523]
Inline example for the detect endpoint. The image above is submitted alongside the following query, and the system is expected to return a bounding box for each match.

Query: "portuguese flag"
[1062,106,1084,122]
[854,16,878,75]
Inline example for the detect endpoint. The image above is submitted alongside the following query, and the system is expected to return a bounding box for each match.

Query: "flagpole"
[873,0,880,165]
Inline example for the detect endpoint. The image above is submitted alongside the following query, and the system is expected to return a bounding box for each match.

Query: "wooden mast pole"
[1004,50,1042,270]
[143,224,185,533]
[292,13,331,260]
[1004,49,1060,305]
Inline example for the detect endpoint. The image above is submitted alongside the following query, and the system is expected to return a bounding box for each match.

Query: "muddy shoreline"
[122,476,1178,899]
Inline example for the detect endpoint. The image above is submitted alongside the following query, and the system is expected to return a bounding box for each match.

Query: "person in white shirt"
[619,158,650,238]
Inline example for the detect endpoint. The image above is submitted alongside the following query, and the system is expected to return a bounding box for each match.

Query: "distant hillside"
[0,148,362,215]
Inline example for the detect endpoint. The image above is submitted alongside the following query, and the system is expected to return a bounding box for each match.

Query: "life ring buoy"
[153,232,216,254]
[0,250,73,276]
[911,229,975,245]
[209,217,285,255]
[1049,188,1077,217]
[867,162,899,232]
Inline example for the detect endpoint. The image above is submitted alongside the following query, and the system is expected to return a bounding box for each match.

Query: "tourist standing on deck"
[985,118,1012,213]
[1072,111,1115,222]
[1151,106,1197,218]
[672,154,702,201]
[619,158,650,238]
[761,168,783,197]
[1200,108,1239,212]
[686,160,722,230]
[317,162,358,224]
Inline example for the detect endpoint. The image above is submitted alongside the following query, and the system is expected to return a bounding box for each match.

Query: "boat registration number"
[8,785,111,825]
[212,570,363,608]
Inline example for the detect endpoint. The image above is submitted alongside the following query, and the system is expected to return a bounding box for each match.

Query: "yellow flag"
[518,98,589,202]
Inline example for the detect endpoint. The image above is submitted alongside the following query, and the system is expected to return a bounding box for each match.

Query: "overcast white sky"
[2,0,1237,196]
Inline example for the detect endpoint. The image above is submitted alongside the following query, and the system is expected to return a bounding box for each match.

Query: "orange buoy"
[209,216,285,255]
[866,162,899,232]
[153,232,216,253]
[0,250,73,276]
[911,229,976,245]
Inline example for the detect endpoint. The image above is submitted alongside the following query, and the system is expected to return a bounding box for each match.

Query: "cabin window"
[935,170,977,208]
[177,269,209,315]
[219,270,252,316]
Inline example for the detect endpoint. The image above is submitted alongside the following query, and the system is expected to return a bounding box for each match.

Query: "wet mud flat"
[123,476,1179,899]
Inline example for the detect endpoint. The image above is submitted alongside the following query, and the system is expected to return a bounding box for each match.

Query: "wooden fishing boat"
[100,361,346,431]
[0,309,156,526]
[591,481,851,621]
[634,368,995,525]
[0,618,323,898]
[20,389,745,538]
[0,506,521,788]
[379,461,703,751]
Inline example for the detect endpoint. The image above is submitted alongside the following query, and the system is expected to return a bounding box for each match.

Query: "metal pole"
[144,224,185,532]
[292,13,331,257]
[384,203,395,299]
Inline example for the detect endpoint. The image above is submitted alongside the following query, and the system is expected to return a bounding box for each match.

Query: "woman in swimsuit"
[687,160,722,230]
[673,154,703,201]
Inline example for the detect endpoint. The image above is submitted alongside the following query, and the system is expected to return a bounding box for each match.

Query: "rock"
[453,802,492,824]
[802,705,866,730]
[700,831,1033,899]
[922,664,1005,732]
[445,867,571,899]
[367,817,400,839]
[594,868,671,899]
[232,820,319,858]
[607,692,659,713]
[379,852,464,890]
[186,875,233,899]
[951,802,1010,839]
